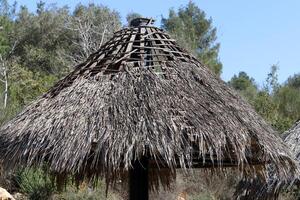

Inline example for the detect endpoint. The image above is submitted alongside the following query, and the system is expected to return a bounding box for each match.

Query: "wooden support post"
[129,157,149,200]
[56,173,67,192]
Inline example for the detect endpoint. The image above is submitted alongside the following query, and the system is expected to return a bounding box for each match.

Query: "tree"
[0,2,66,123]
[229,66,298,133]
[0,41,16,108]
[229,72,256,91]
[253,91,279,128]
[228,71,258,104]
[12,4,70,75]
[286,73,300,89]
[265,64,279,93]
[0,0,10,17]
[126,12,142,25]
[161,1,222,75]
[36,0,45,15]
[64,3,121,64]
[0,55,8,108]
[273,72,300,131]
[0,0,15,54]
[275,86,300,122]
[0,0,15,109]
[252,65,299,132]
[0,2,122,124]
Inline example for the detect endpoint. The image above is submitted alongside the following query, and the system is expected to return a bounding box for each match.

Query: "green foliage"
[275,86,300,118]
[230,66,300,133]
[12,167,120,200]
[265,64,280,93]
[253,91,278,123]
[0,63,57,125]
[229,72,256,91]
[9,64,57,105]
[274,86,300,130]
[286,73,300,89]
[14,167,54,200]
[12,4,70,75]
[126,12,142,25]
[0,15,12,54]
[0,1,121,126]
[255,66,300,132]
[229,71,258,104]
[0,0,15,56]
[162,1,222,75]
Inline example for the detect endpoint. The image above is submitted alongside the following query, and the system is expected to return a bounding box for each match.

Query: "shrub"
[14,167,54,200]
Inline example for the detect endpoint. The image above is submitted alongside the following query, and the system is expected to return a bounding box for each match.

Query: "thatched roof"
[283,120,300,159]
[0,18,297,188]
[234,120,300,200]
[234,169,283,200]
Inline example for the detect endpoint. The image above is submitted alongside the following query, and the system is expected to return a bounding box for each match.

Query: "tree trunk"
[0,55,8,109]
[3,67,7,108]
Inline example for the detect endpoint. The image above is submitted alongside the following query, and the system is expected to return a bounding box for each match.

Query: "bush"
[12,167,123,200]
[14,167,54,200]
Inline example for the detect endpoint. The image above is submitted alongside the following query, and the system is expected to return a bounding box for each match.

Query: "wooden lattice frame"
[47,18,199,97]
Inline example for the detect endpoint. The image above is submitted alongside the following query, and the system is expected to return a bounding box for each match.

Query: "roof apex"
[130,17,155,27]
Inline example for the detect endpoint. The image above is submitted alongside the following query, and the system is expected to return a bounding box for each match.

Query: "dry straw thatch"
[235,120,300,200]
[284,120,300,160]
[0,18,298,190]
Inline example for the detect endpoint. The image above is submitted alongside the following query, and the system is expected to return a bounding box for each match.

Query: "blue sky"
[8,0,300,85]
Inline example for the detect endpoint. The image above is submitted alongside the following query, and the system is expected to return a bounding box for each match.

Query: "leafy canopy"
[162,1,222,75]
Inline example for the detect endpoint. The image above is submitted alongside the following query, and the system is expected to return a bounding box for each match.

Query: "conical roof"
[0,18,297,188]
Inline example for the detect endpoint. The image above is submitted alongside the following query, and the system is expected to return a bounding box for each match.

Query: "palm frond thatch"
[235,120,300,200]
[0,18,298,190]
[235,180,281,200]
[284,120,300,160]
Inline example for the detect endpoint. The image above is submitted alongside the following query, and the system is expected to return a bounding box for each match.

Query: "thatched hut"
[0,18,298,199]
[235,120,300,200]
